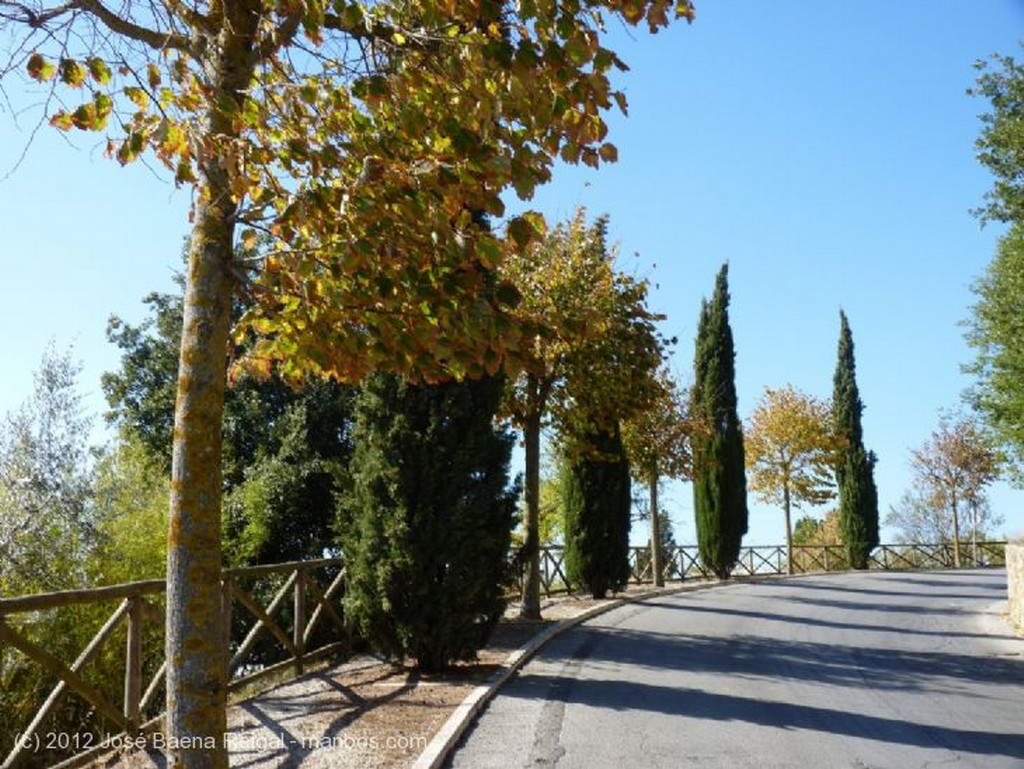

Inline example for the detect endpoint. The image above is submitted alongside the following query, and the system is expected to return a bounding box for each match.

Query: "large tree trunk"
[166,211,234,769]
[165,5,259,767]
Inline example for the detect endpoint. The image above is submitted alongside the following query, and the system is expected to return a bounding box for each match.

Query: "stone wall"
[1008,541,1024,631]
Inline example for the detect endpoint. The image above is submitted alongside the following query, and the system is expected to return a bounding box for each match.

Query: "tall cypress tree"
[691,264,748,579]
[562,423,632,599]
[832,311,880,569]
[338,373,518,671]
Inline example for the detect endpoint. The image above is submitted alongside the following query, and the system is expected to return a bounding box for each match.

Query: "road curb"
[410,580,723,769]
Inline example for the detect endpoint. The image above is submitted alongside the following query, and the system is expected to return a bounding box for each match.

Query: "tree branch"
[0,0,75,28]
[322,13,449,52]
[75,0,189,51]
[257,8,302,59]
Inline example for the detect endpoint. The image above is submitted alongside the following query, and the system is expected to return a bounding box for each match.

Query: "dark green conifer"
[562,423,632,599]
[691,264,748,579]
[832,311,880,568]
[338,373,518,671]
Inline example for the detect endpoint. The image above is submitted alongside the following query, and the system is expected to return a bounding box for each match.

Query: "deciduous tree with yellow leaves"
[622,366,694,586]
[745,385,843,575]
[502,210,666,617]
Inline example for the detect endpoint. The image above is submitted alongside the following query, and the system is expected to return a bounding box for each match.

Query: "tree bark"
[649,474,663,587]
[520,402,542,620]
[950,489,962,568]
[783,484,793,576]
[165,4,260,766]
[166,193,233,769]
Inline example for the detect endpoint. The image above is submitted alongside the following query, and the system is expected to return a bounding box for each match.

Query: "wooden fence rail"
[535,541,1008,595]
[0,558,347,769]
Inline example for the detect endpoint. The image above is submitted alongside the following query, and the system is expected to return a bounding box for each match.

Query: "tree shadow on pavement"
[500,671,1024,761]
[764,576,1004,602]
[532,624,1024,696]
[630,598,996,641]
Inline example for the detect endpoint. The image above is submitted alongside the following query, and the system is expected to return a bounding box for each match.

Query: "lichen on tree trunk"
[165,5,259,766]
[166,211,233,769]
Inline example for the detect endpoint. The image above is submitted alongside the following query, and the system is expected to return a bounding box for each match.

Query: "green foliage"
[966,49,1024,486]
[964,225,1024,485]
[621,365,693,485]
[338,374,518,671]
[104,288,356,565]
[792,515,823,547]
[0,353,170,765]
[970,49,1024,226]
[222,380,354,565]
[90,436,170,582]
[0,600,142,765]
[691,264,748,580]
[502,208,667,437]
[513,453,566,548]
[832,311,879,569]
[562,424,632,598]
[102,290,184,468]
[0,345,95,594]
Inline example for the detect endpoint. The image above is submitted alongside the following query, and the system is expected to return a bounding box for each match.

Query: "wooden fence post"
[294,568,306,677]
[124,595,143,734]
[221,575,233,682]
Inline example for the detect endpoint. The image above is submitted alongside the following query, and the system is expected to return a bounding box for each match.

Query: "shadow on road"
[765,575,1004,602]
[630,598,996,641]
[501,670,1024,761]
[542,623,1024,694]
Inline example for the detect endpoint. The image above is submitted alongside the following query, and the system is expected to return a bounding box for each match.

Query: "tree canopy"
[965,48,1024,486]
[745,384,841,574]
[104,288,356,566]
[970,49,1024,226]
[964,224,1024,484]
[907,414,1000,566]
[0,346,94,594]
[621,365,693,586]
[500,209,667,617]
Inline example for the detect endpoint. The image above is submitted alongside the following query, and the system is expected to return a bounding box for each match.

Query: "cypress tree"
[832,311,880,568]
[338,373,518,671]
[562,423,632,599]
[691,264,748,579]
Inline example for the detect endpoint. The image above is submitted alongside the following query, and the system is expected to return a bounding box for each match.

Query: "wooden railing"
[0,558,347,769]
[535,541,1009,595]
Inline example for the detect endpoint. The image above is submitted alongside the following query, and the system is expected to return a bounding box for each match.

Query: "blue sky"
[1,0,1022,546]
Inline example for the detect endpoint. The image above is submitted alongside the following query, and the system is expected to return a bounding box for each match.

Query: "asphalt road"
[445,570,1024,769]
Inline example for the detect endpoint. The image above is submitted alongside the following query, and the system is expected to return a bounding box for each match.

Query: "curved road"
[446,570,1024,769]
